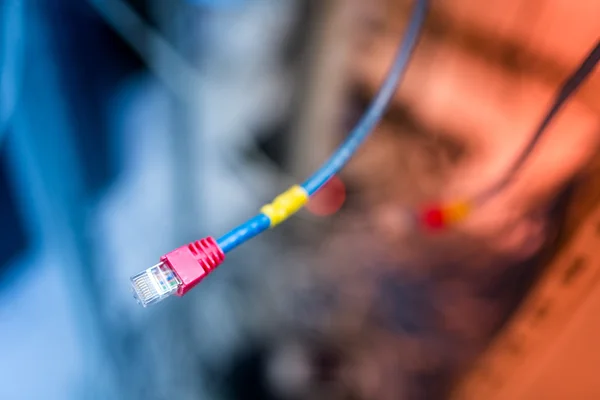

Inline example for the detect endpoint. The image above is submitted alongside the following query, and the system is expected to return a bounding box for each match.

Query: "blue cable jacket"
[218,214,271,253]
[301,0,428,196]
[217,0,428,253]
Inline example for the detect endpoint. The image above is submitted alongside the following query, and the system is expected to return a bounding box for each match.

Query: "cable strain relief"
[190,236,225,273]
[161,236,225,296]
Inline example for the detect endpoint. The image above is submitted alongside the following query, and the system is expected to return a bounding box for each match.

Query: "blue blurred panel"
[41,0,144,200]
[1,2,119,398]
[0,1,24,144]
[187,0,250,8]
[0,143,28,280]
[0,254,88,400]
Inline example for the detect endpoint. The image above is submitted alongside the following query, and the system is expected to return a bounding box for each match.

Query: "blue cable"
[217,0,429,253]
[301,0,428,196]
[218,214,271,253]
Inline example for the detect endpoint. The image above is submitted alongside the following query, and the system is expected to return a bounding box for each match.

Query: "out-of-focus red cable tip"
[420,205,446,231]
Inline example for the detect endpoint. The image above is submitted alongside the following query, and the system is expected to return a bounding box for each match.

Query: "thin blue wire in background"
[475,39,600,205]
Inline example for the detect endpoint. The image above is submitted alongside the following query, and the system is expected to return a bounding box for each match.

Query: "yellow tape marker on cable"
[260,185,309,227]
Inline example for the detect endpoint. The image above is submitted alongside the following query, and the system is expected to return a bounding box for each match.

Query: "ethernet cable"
[130,2,600,308]
[130,0,430,307]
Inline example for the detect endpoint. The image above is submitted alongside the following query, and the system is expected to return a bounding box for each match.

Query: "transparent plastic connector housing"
[131,262,181,307]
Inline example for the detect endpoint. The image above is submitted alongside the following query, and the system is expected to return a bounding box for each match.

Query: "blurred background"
[0,0,598,399]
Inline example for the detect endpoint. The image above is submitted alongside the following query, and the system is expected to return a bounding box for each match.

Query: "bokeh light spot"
[305,175,346,216]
